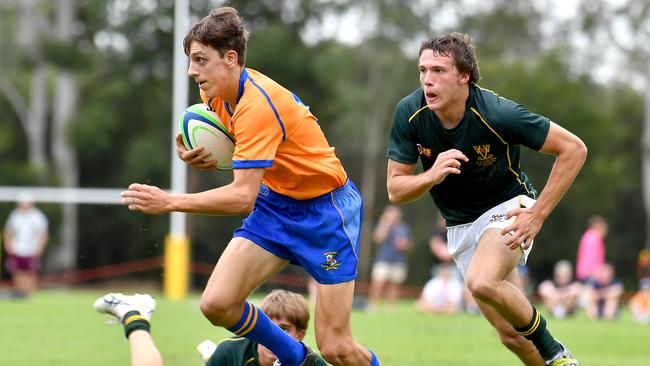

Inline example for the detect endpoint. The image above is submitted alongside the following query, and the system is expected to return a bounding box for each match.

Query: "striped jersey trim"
[408,105,429,123]
[330,192,359,261]
[470,107,534,197]
[216,336,248,345]
[247,77,287,141]
[232,160,273,169]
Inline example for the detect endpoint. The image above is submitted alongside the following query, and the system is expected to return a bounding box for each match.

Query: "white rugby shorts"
[446,195,536,280]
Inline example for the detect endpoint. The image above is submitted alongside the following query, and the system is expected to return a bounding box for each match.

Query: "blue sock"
[227,301,305,365]
[369,349,380,366]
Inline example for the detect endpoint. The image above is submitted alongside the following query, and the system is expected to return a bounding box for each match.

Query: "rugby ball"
[179,103,235,171]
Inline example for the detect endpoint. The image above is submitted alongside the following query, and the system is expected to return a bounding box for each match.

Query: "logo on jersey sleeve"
[473,144,497,166]
[417,144,432,158]
[321,251,342,271]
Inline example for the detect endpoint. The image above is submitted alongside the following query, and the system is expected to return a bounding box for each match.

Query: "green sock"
[514,306,562,360]
[123,310,151,338]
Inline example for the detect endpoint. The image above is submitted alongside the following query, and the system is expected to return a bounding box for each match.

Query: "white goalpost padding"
[0,186,127,204]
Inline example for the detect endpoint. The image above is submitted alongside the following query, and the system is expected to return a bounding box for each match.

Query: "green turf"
[0,289,647,365]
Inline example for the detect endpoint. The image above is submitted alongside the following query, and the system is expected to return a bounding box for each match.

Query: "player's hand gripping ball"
[179,103,235,171]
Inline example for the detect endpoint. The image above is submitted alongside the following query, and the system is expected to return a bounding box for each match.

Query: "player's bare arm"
[122,168,265,215]
[387,149,468,204]
[175,133,218,170]
[372,208,397,243]
[502,122,587,250]
[3,230,14,253]
[37,232,49,255]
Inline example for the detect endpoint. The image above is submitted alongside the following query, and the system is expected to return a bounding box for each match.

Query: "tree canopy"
[0,0,645,288]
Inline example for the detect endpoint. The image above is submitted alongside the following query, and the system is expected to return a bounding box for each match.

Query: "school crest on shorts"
[489,213,509,223]
[321,251,342,271]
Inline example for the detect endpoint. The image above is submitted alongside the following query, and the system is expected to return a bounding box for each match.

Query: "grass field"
[0,289,648,366]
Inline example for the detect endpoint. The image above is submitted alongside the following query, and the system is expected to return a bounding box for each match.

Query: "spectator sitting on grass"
[584,263,623,321]
[629,277,650,325]
[538,260,582,319]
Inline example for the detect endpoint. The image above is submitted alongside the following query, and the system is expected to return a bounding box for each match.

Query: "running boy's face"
[257,317,306,366]
[418,49,469,111]
[187,41,238,100]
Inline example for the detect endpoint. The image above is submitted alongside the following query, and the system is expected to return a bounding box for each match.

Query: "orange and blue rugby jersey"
[200,68,347,200]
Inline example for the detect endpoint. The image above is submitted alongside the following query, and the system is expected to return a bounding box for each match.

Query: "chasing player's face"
[419,49,469,111]
[257,317,306,366]
[187,41,237,100]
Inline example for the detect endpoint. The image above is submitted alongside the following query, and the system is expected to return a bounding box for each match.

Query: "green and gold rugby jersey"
[387,84,550,226]
[206,337,328,366]
[206,337,260,366]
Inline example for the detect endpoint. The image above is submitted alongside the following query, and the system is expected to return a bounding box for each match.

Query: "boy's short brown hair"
[183,6,249,66]
[260,289,310,331]
[419,32,481,84]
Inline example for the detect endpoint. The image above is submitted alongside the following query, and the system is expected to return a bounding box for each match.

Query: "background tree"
[0,0,645,289]
[0,0,86,270]
[576,0,649,249]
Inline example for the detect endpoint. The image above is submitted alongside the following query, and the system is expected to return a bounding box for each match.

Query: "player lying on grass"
[94,290,327,366]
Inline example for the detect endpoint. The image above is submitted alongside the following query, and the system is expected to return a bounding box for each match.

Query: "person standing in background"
[3,191,49,296]
[368,205,412,312]
[428,216,453,272]
[576,215,608,282]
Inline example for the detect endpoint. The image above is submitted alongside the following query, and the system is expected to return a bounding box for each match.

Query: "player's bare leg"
[201,237,316,365]
[315,281,376,366]
[13,271,37,295]
[474,289,544,365]
[466,229,575,365]
[128,330,164,366]
[368,278,386,311]
[386,281,401,310]
[200,236,287,326]
[465,228,534,325]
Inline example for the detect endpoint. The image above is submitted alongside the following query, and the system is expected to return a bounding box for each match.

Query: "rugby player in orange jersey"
[121,6,379,366]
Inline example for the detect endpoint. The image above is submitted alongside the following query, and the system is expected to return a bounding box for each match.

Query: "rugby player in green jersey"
[386,33,586,366]
[94,290,327,366]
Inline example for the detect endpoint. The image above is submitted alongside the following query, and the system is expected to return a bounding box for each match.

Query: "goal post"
[0,0,192,299]
[166,0,190,300]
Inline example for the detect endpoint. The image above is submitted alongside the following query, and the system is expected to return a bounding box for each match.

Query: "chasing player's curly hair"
[260,289,310,331]
[183,6,249,66]
[419,32,481,84]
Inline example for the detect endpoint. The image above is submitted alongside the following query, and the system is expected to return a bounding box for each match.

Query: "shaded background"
[0,0,647,292]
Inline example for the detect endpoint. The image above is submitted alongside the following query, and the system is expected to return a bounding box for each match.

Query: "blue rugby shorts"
[233,180,362,284]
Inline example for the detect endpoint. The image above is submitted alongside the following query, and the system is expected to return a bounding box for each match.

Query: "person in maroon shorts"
[3,192,49,296]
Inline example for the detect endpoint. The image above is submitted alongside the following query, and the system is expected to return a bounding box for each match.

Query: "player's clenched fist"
[426,149,468,185]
